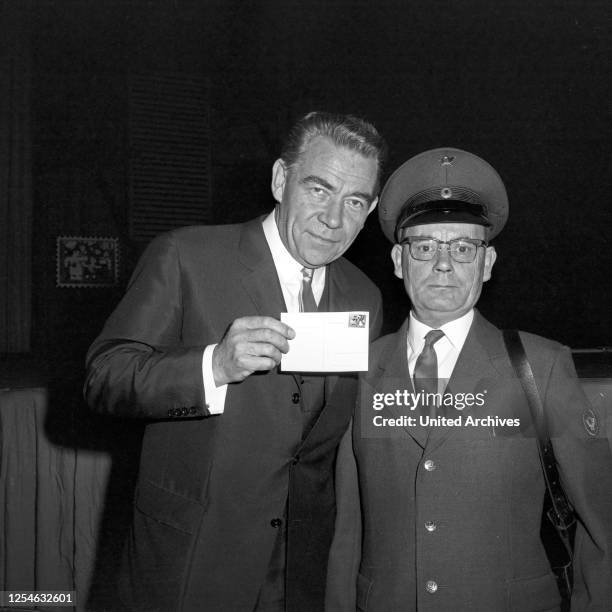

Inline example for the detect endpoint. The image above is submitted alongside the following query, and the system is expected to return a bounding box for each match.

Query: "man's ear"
[391,243,404,279]
[271,159,288,203]
[367,196,379,215]
[482,246,497,282]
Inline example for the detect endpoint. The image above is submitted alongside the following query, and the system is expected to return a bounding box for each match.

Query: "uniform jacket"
[84,217,382,612]
[326,311,612,611]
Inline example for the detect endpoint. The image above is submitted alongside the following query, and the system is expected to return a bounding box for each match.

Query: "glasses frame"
[399,236,488,263]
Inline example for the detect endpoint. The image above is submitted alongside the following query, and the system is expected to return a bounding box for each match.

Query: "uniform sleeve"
[542,345,612,609]
[325,422,362,611]
[369,289,383,343]
[84,233,211,420]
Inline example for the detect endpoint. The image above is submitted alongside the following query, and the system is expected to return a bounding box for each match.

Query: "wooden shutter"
[0,2,32,351]
[128,73,211,242]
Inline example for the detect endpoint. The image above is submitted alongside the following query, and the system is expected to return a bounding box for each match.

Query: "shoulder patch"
[582,407,600,437]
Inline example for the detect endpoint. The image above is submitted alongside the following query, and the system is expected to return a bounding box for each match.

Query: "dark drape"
[0,1,33,352]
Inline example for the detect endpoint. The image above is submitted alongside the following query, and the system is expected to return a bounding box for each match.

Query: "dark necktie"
[413,329,445,414]
[299,267,318,312]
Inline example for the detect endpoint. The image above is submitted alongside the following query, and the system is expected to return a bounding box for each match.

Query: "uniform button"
[270,518,283,528]
[291,455,300,465]
[424,459,436,471]
[426,580,438,594]
[291,392,301,404]
[424,521,437,532]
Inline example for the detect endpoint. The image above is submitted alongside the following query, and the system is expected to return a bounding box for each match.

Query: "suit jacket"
[326,311,612,612]
[84,217,382,612]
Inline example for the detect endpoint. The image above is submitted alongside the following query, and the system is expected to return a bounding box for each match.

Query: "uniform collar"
[408,309,474,354]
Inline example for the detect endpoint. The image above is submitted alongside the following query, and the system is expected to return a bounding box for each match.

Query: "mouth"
[306,232,339,245]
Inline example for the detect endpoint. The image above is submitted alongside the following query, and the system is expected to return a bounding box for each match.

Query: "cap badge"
[440,155,455,166]
[440,187,453,199]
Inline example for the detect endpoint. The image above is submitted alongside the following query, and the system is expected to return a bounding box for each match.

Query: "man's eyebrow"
[299,175,334,191]
[350,191,375,203]
[299,175,374,203]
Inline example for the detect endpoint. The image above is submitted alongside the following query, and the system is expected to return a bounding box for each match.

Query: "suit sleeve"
[84,233,209,420]
[542,345,612,609]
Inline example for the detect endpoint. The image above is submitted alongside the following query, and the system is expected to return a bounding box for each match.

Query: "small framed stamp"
[56,236,119,288]
[348,312,367,328]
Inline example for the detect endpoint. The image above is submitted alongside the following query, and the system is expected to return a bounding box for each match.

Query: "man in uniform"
[326,148,612,611]
[85,111,385,611]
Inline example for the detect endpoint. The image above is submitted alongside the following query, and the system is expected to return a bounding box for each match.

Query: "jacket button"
[270,518,283,528]
[291,392,300,404]
[426,580,438,593]
[424,459,436,471]
[424,521,437,532]
[291,455,300,465]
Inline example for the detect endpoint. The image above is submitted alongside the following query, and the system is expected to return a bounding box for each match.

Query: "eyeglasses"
[399,237,487,263]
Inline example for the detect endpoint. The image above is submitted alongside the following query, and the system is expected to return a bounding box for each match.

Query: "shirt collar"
[261,211,325,286]
[408,309,474,353]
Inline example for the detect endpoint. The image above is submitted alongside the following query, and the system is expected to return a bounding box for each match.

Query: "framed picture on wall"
[56,236,119,288]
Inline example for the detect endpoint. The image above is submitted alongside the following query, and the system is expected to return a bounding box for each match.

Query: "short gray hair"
[280,111,387,188]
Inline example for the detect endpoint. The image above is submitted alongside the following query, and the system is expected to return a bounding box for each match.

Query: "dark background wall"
[15,0,612,372]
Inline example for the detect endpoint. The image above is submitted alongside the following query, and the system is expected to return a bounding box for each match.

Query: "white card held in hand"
[280,311,369,372]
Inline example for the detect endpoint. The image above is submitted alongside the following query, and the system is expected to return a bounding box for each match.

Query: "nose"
[433,243,453,272]
[318,197,343,229]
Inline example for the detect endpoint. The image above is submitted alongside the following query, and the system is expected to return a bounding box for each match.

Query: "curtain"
[0,1,32,352]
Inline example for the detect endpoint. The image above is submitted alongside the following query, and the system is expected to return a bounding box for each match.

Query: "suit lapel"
[326,262,356,313]
[366,320,430,448]
[299,260,372,448]
[316,260,379,423]
[425,311,510,451]
[298,263,344,448]
[322,262,351,401]
[238,217,287,317]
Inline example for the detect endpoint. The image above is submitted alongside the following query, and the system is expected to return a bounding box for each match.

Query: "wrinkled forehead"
[400,222,487,241]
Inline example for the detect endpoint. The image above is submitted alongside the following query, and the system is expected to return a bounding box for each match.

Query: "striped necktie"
[413,329,445,414]
[299,267,318,312]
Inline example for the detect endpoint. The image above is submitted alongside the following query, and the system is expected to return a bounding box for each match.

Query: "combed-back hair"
[280,111,387,188]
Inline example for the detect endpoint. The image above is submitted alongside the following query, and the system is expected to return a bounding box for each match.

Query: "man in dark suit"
[326,148,612,611]
[84,112,386,611]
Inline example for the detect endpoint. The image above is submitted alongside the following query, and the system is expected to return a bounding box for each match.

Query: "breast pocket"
[126,480,207,610]
[135,478,205,534]
[507,571,561,611]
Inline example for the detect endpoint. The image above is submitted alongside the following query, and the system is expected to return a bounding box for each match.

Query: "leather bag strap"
[502,330,575,557]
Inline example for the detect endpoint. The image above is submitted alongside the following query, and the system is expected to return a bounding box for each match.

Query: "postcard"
[280,311,369,372]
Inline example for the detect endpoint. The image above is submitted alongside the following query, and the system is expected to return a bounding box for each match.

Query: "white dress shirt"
[203,212,325,414]
[407,309,474,392]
